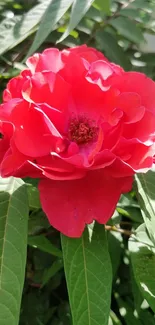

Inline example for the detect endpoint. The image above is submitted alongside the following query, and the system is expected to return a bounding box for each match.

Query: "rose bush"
[0,45,155,237]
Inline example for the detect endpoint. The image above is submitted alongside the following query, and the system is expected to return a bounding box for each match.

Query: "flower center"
[68,117,98,145]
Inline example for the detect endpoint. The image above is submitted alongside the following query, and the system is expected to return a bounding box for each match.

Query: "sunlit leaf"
[0,0,51,55]
[135,169,155,243]
[94,0,110,15]
[58,0,94,42]
[27,185,41,209]
[27,0,73,57]
[129,223,155,313]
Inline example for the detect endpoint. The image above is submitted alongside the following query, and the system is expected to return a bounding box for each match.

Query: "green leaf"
[95,30,131,70]
[94,0,110,15]
[135,170,155,243]
[28,235,62,258]
[27,0,73,57]
[110,17,144,44]
[42,259,63,287]
[27,185,41,209]
[139,309,155,325]
[130,266,143,313]
[119,8,141,19]
[0,177,29,325]
[116,297,142,325]
[108,231,123,278]
[61,223,112,325]
[110,311,122,325]
[28,210,50,235]
[58,0,94,43]
[129,223,155,313]
[0,0,51,55]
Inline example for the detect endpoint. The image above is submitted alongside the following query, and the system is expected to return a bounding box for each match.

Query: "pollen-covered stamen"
[68,117,98,144]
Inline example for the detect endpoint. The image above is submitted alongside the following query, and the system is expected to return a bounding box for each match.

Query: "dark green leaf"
[0,177,28,325]
[28,235,62,258]
[116,297,142,325]
[95,30,131,70]
[110,17,144,43]
[130,267,143,313]
[108,231,123,278]
[28,210,50,235]
[61,223,112,325]
[42,259,63,287]
[139,309,155,325]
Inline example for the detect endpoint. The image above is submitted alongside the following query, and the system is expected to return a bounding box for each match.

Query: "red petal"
[0,99,22,121]
[67,45,109,63]
[11,101,61,157]
[38,170,133,237]
[116,92,145,123]
[0,121,13,164]
[112,71,155,111]
[123,110,155,143]
[3,70,31,102]
[0,145,41,178]
[26,48,63,73]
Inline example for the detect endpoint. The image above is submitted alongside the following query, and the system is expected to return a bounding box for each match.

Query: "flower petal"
[39,170,133,237]
[11,101,61,157]
[67,44,109,63]
[116,92,145,123]
[26,48,63,73]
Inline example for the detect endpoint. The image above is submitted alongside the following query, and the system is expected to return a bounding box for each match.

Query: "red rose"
[0,45,155,237]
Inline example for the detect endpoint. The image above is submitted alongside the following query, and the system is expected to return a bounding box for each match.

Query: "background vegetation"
[0,0,155,324]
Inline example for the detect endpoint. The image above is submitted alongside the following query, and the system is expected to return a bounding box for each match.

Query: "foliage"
[0,0,155,324]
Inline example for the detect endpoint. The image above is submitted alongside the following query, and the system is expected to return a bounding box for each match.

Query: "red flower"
[0,45,155,237]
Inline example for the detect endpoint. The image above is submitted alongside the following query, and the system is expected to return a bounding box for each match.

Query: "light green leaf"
[110,311,122,325]
[0,177,29,325]
[110,17,144,44]
[27,0,73,57]
[58,0,94,43]
[135,170,155,243]
[61,223,112,325]
[27,185,41,209]
[94,0,110,15]
[28,235,62,258]
[129,223,155,313]
[0,0,51,55]
[96,30,131,70]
